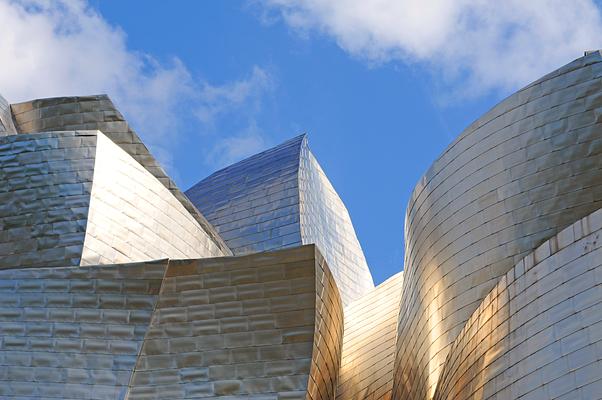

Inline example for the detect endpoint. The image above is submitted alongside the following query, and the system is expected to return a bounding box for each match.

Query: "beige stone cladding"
[0,130,227,270]
[0,260,167,399]
[393,51,602,399]
[10,95,230,256]
[127,244,343,400]
[434,208,602,399]
[337,272,403,400]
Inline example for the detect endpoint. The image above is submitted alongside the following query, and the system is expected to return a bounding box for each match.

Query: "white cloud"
[195,66,273,126]
[260,0,602,97]
[0,0,275,176]
[205,125,268,169]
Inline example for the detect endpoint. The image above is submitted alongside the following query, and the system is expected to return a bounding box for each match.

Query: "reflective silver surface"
[393,51,602,399]
[0,260,167,399]
[435,209,602,399]
[186,135,374,305]
[0,130,227,269]
[10,95,230,256]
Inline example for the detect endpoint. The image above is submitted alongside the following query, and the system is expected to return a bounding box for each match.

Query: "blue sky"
[1,0,601,284]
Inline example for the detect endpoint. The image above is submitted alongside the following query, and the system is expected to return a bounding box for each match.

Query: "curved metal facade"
[393,51,602,399]
[434,209,602,399]
[187,135,374,305]
[337,272,403,400]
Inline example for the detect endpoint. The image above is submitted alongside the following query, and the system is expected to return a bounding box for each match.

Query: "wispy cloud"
[259,0,602,98]
[0,0,274,175]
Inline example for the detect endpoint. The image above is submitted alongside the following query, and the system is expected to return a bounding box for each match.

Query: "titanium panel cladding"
[299,138,375,305]
[393,51,602,399]
[337,272,403,400]
[187,135,374,305]
[0,260,167,399]
[127,245,343,400]
[10,95,230,255]
[435,209,602,399]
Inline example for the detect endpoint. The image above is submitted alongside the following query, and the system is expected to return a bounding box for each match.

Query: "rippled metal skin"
[393,51,602,399]
[186,135,374,305]
[0,245,343,399]
[434,209,602,399]
[0,130,226,269]
[10,95,230,255]
[0,259,168,399]
[337,272,403,400]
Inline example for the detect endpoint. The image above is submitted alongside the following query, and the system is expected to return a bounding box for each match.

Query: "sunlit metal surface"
[434,209,602,399]
[126,244,343,399]
[0,130,227,269]
[186,135,374,305]
[0,260,168,399]
[393,51,602,399]
[337,272,403,400]
[10,95,230,255]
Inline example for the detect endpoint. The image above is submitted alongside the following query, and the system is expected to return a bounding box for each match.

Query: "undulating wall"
[128,245,343,400]
[10,95,230,256]
[0,260,167,399]
[82,132,226,264]
[187,135,374,305]
[434,209,602,399]
[393,51,602,399]
[0,131,97,268]
[337,272,403,400]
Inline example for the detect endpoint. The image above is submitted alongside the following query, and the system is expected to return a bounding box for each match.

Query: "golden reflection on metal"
[393,51,602,400]
[337,272,403,400]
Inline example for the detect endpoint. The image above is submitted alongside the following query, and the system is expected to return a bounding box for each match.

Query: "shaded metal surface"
[0,94,16,135]
[186,135,374,305]
[393,51,602,399]
[10,95,230,256]
[127,244,343,400]
[0,131,97,268]
[0,260,167,399]
[337,272,403,400]
[434,209,602,399]
[0,130,227,269]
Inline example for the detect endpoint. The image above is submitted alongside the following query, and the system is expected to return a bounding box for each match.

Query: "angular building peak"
[186,134,374,305]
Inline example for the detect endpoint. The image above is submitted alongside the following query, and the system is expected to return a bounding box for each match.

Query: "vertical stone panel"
[337,272,403,400]
[393,51,602,399]
[128,245,343,400]
[0,260,167,399]
[434,209,602,399]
